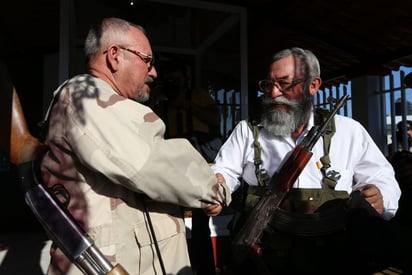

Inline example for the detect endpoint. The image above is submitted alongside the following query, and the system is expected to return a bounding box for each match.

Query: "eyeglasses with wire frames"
[258,78,306,94]
[104,45,155,71]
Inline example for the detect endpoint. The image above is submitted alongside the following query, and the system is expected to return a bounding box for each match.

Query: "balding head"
[84,17,157,102]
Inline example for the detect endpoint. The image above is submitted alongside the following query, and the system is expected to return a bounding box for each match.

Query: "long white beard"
[261,95,312,137]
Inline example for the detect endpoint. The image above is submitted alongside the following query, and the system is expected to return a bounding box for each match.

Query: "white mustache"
[262,96,299,108]
[145,76,154,85]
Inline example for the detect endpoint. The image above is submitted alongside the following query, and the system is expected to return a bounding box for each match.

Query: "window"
[211,88,241,139]
[379,66,412,155]
[315,82,352,117]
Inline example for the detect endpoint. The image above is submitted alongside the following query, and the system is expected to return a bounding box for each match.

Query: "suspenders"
[248,108,338,189]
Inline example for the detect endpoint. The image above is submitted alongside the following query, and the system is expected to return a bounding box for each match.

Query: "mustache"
[145,76,155,85]
[262,96,299,108]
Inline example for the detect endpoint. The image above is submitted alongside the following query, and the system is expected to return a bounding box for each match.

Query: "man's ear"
[309,77,322,96]
[106,45,121,71]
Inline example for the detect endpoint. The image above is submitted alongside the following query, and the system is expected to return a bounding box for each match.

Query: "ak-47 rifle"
[1,72,128,275]
[231,94,349,266]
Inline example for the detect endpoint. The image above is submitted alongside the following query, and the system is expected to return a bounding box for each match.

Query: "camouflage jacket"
[41,74,231,275]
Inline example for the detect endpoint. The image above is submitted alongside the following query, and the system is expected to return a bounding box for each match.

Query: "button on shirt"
[212,114,401,220]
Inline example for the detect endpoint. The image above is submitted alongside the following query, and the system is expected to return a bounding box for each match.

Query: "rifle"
[2,80,128,275]
[231,94,349,266]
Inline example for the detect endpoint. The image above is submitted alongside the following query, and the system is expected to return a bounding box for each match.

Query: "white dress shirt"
[212,114,401,220]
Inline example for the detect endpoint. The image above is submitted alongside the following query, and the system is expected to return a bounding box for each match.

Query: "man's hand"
[358,184,384,214]
[204,204,223,217]
[215,173,225,185]
[203,172,226,216]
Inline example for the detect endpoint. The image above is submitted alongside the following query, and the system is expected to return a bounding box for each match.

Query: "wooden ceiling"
[2,0,412,90]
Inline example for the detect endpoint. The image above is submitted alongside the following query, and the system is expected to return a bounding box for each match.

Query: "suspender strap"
[248,108,337,189]
[248,121,269,187]
[315,108,338,189]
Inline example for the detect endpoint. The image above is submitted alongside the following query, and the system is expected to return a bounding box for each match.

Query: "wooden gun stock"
[275,145,313,193]
[4,85,128,275]
[231,95,349,267]
[9,87,45,165]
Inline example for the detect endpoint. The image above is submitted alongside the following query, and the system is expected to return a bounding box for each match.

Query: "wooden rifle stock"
[4,84,128,275]
[231,94,349,266]
[10,87,44,164]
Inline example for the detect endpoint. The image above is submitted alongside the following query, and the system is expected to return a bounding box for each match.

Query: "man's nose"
[150,66,158,78]
[267,85,283,98]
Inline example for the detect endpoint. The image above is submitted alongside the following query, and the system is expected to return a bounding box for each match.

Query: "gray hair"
[84,17,145,59]
[271,47,320,81]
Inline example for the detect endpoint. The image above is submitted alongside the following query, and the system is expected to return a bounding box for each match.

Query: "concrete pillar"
[351,75,387,151]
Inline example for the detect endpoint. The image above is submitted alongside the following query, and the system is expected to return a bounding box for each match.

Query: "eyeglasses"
[258,78,306,93]
[109,45,154,71]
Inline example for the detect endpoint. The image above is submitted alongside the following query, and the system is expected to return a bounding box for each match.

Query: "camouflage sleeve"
[63,79,231,208]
